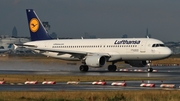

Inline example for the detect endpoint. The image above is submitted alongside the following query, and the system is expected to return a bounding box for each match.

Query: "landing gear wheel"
[147,68,153,72]
[147,61,153,72]
[108,65,117,72]
[79,65,89,72]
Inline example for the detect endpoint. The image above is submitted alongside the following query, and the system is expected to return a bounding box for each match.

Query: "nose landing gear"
[147,61,153,72]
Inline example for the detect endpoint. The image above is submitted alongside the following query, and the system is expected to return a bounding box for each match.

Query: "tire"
[79,65,89,72]
[108,65,117,72]
[147,68,153,72]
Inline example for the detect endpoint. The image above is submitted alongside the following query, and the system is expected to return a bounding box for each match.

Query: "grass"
[152,58,180,64]
[0,90,180,101]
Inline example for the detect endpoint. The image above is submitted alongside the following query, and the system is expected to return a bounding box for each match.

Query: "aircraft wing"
[35,48,87,55]
[14,44,115,59]
[14,43,88,55]
[34,48,111,57]
[14,44,37,49]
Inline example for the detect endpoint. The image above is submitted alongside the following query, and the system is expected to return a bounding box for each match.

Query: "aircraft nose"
[165,47,172,57]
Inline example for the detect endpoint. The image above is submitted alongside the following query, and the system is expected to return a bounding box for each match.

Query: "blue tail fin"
[8,44,13,48]
[26,9,52,41]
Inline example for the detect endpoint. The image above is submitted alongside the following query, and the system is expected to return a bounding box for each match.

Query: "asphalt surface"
[0,60,180,91]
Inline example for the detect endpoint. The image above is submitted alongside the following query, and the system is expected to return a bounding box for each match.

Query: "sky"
[0,0,180,42]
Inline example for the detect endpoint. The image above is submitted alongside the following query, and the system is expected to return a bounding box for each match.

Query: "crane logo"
[29,18,39,32]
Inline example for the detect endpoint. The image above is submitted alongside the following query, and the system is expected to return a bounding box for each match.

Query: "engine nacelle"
[125,60,148,67]
[85,55,106,67]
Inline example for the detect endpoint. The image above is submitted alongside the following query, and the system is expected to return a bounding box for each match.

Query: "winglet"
[26,9,52,41]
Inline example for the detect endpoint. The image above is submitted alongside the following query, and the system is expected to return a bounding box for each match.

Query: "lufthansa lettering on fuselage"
[53,43,64,45]
[114,40,141,44]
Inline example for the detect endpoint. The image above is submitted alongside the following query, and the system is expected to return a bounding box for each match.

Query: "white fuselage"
[24,38,172,62]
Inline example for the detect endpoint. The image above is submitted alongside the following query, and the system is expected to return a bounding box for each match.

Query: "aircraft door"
[45,42,48,48]
[43,42,51,56]
[140,40,147,53]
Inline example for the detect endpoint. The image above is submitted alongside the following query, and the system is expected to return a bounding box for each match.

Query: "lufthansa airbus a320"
[20,9,172,72]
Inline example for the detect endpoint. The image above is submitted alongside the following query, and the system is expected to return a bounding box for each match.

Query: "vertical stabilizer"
[7,44,13,48]
[26,9,52,41]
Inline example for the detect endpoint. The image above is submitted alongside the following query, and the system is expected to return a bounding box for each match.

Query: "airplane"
[21,9,172,72]
[0,43,13,53]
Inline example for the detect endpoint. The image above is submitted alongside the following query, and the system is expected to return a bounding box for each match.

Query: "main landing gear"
[79,64,117,72]
[79,65,89,72]
[108,62,117,72]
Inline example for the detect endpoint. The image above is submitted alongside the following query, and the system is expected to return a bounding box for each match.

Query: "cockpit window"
[152,44,165,47]
[152,44,156,47]
[159,44,165,47]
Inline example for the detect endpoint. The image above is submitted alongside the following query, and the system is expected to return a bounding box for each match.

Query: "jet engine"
[125,60,148,67]
[85,55,106,67]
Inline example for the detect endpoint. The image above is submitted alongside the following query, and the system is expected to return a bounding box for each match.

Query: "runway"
[0,67,180,78]
[0,60,180,91]
[0,80,179,91]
